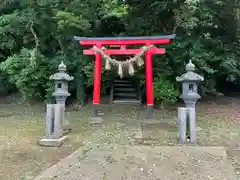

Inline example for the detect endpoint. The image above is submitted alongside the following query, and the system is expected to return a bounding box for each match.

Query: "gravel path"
[34,120,238,180]
[34,145,237,180]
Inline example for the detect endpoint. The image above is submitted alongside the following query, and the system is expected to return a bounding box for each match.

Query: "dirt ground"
[0,96,239,179]
[34,146,237,180]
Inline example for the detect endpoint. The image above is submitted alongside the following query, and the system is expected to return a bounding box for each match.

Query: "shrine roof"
[73,34,176,41]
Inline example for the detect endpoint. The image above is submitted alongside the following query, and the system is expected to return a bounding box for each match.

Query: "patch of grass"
[0,103,92,179]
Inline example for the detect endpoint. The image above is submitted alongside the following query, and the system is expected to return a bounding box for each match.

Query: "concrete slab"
[141,119,160,124]
[34,146,238,180]
[63,124,72,131]
[90,117,104,124]
[228,147,240,175]
[38,136,68,147]
[141,122,177,143]
[124,120,143,145]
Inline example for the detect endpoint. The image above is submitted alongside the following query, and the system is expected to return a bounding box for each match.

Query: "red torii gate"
[74,35,176,123]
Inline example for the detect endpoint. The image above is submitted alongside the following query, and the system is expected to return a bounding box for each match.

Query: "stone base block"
[98,112,105,116]
[90,117,104,124]
[63,124,72,131]
[38,136,68,147]
[232,144,240,151]
[141,119,160,125]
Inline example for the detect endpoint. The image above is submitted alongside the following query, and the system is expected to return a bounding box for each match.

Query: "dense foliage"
[0,0,239,104]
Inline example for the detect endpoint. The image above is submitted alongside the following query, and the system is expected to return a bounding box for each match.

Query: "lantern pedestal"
[38,104,68,147]
[53,92,72,131]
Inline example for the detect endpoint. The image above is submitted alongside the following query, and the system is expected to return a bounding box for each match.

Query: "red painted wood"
[79,39,170,46]
[93,44,102,104]
[145,45,154,105]
[120,45,126,49]
[83,48,166,55]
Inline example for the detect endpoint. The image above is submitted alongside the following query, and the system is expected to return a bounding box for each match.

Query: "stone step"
[112,79,139,104]
[228,147,240,174]
[114,80,133,84]
[114,93,137,98]
[113,99,140,104]
[114,87,136,92]
[114,83,134,87]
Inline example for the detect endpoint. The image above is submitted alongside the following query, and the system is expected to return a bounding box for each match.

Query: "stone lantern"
[50,61,74,107]
[176,60,204,108]
[176,60,204,144]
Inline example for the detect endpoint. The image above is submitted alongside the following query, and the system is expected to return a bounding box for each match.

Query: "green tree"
[0,0,239,104]
[125,0,239,99]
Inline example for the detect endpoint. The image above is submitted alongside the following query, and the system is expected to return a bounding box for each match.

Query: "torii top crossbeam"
[74,35,176,122]
[74,35,175,55]
[73,35,176,43]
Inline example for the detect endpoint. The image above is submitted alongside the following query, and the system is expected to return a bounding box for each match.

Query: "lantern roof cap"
[50,61,74,81]
[186,60,195,71]
[58,61,66,71]
[176,60,204,82]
